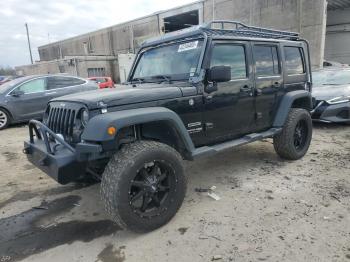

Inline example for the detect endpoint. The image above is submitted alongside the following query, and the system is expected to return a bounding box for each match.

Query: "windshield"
[131,40,204,82]
[0,77,24,94]
[313,70,350,87]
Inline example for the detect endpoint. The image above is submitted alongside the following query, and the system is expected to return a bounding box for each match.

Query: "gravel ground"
[0,123,349,262]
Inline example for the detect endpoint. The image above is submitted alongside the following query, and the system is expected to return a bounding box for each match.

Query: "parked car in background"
[88,76,114,88]
[0,75,17,85]
[312,68,350,124]
[323,60,349,68]
[0,74,98,130]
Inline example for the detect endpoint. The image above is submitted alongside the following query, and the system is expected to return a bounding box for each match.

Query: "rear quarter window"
[48,76,85,89]
[284,47,305,75]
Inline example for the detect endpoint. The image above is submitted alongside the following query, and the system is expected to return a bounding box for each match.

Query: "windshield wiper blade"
[131,77,145,84]
[150,75,172,83]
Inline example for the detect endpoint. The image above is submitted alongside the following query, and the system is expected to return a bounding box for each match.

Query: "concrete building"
[16,0,350,82]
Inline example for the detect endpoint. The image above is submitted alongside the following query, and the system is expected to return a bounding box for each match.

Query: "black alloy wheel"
[129,161,174,218]
[101,141,187,232]
[294,120,308,151]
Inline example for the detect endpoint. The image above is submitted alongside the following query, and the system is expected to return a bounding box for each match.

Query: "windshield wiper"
[149,75,172,83]
[131,77,146,84]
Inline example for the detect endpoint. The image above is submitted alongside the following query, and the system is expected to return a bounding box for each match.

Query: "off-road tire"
[273,108,312,160]
[0,108,10,130]
[101,140,186,232]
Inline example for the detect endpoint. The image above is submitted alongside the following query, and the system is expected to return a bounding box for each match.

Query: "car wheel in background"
[0,109,10,130]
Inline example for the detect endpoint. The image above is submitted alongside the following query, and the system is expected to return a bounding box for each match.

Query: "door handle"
[205,95,213,101]
[240,85,251,92]
[272,82,280,88]
[255,89,262,96]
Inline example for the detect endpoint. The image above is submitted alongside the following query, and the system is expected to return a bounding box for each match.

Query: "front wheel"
[100,141,186,232]
[273,108,312,160]
[0,109,10,130]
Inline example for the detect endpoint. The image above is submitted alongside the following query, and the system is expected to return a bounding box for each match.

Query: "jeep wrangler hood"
[51,84,183,109]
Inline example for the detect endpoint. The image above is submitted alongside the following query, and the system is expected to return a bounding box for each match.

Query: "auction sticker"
[178,41,198,52]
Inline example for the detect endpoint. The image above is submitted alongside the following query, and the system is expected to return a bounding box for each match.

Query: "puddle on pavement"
[0,195,120,261]
[0,183,93,210]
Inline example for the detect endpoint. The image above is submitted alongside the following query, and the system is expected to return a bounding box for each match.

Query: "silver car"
[0,75,98,130]
[312,68,350,123]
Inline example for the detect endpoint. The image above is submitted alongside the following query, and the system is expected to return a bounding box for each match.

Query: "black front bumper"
[24,120,103,184]
[311,101,350,123]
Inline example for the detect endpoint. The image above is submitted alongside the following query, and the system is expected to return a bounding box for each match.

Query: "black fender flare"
[273,90,312,127]
[81,107,195,153]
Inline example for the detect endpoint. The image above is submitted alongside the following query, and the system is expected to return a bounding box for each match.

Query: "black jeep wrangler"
[24,21,313,232]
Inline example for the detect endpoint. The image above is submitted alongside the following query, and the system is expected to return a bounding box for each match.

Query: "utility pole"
[25,23,33,64]
[212,0,215,20]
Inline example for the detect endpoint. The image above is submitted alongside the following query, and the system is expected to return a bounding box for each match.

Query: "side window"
[47,77,85,89]
[284,47,305,75]
[70,77,85,85]
[17,78,46,94]
[96,78,107,83]
[254,45,280,76]
[211,44,247,79]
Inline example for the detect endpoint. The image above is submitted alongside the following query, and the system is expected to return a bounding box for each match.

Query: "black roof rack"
[142,20,300,48]
[203,20,300,41]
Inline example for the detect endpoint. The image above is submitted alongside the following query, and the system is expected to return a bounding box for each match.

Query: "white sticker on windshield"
[178,41,198,52]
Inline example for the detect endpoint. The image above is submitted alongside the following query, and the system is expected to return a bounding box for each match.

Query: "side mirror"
[208,66,231,83]
[10,90,24,97]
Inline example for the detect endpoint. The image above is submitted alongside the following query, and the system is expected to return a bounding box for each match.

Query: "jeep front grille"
[47,108,76,137]
[45,102,84,143]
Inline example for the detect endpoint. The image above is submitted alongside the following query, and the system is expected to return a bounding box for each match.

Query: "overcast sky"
[0,0,195,67]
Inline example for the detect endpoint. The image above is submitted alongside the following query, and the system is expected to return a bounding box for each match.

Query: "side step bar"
[192,127,282,159]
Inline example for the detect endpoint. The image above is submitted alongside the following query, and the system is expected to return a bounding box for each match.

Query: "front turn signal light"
[107,126,116,136]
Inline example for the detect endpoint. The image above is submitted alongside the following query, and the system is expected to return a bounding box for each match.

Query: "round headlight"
[81,109,89,126]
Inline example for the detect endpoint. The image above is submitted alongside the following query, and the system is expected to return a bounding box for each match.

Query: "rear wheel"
[0,109,10,130]
[101,141,186,232]
[273,108,312,160]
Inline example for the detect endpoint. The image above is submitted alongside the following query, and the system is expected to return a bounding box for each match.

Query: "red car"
[88,77,114,89]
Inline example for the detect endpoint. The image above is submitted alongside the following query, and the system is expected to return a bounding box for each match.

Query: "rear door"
[252,43,283,132]
[282,45,307,91]
[47,76,87,98]
[7,77,49,120]
[203,40,256,144]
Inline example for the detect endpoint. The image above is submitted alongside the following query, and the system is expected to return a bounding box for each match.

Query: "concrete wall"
[324,8,350,64]
[16,56,117,80]
[25,0,327,79]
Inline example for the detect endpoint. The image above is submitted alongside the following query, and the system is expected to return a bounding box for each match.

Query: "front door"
[46,76,85,98]
[7,77,50,121]
[203,41,256,144]
[252,43,282,132]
